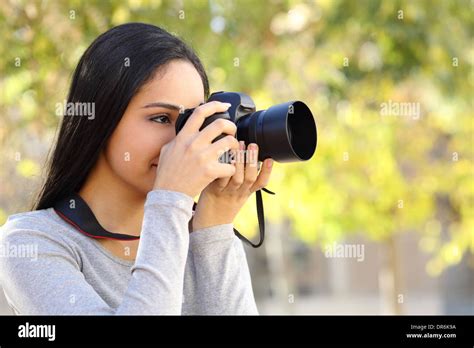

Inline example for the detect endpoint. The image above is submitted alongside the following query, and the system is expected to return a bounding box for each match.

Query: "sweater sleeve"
[0,189,194,315]
[182,224,259,315]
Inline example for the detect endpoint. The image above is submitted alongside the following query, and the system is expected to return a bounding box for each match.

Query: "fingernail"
[266,159,273,168]
[224,103,232,108]
[239,141,245,150]
[249,143,258,150]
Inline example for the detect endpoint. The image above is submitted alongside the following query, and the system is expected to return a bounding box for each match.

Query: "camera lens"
[236,101,317,162]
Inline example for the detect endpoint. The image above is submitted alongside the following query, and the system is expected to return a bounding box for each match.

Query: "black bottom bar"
[0,315,472,346]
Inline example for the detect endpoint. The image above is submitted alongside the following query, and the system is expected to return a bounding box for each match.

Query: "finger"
[241,143,259,190]
[195,118,237,146]
[207,135,240,161]
[250,158,273,193]
[212,162,236,180]
[227,141,246,191]
[179,101,231,137]
[214,146,239,189]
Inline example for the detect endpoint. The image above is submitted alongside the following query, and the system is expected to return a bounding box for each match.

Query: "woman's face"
[103,59,205,195]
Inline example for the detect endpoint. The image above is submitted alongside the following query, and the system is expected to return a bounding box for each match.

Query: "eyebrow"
[142,102,182,111]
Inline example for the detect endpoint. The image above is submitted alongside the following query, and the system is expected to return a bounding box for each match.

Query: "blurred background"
[0,0,472,314]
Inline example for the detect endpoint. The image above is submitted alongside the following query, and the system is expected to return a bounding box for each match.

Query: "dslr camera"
[175,91,317,162]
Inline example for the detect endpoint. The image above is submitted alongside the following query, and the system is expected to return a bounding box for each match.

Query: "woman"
[0,23,273,315]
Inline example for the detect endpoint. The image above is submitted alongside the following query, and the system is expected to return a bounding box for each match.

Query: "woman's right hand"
[153,101,240,198]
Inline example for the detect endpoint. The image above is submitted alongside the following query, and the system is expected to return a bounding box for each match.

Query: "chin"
[127,169,156,196]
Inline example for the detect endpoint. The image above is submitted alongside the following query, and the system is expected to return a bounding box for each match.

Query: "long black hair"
[32,23,209,210]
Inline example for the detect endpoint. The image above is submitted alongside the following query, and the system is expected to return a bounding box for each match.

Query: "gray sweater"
[0,190,259,315]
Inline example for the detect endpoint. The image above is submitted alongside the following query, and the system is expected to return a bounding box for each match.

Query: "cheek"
[105,121,175,179]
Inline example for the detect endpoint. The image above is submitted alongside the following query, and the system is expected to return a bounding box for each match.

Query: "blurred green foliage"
[0,0,472,277]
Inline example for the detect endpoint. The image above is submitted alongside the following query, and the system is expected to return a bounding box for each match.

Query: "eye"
[149,114,171,124]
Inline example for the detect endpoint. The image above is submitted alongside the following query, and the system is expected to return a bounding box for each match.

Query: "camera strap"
[53,193,140,241]
[53,188,275,247]
[232,188,275,248]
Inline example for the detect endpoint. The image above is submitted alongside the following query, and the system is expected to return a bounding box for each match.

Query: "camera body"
[175,91,317,163]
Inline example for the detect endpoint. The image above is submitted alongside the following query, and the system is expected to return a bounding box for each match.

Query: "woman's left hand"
[191,141,273,231]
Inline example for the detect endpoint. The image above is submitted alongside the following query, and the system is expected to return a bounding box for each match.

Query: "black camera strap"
[53,189,274,247]
[54,193,140,241]
[232,188,275,248]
